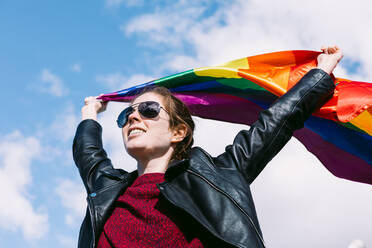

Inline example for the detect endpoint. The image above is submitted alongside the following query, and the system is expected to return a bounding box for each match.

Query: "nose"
[126,107,141,126]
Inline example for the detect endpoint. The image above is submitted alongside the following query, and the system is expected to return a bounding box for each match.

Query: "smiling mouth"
[128,128,146,137]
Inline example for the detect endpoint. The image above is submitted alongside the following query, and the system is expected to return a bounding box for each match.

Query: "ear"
[171,124,187,144]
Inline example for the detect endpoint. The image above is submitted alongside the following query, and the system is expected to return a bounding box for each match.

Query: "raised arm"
[73,96,116,192]
[215,46,343,184]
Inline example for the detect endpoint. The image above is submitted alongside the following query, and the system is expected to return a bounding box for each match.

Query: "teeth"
[129,129,145,136]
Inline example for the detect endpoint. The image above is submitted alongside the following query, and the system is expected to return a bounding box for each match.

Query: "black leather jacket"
[73,69,334,248]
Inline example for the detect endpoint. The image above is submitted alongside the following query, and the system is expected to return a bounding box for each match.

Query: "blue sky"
[1,0,371,247]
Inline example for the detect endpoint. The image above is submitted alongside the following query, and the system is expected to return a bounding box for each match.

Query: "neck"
[136,149,174,176]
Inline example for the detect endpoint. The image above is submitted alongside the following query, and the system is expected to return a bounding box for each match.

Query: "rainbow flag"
[98,50,372,185]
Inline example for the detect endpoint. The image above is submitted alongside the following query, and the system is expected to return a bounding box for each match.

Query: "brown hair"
[134,86,195,161]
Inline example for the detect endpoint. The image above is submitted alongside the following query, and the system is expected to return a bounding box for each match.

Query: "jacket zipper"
[87,196,96,248]
[186,169,266,247]
[88,179,129,248]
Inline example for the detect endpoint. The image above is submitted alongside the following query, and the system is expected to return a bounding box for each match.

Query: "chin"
[125,139,144,151]
[125,136,150,153]
[124,141,145,156]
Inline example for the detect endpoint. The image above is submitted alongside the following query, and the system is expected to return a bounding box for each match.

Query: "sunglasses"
[117,101,169,128]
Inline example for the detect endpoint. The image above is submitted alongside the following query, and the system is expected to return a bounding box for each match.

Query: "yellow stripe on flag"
[349,108,372,136]
[194,57,249,78]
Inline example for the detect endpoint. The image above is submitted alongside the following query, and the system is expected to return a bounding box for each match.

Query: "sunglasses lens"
[117,106,134,128]
[138,101,160,118]
[116,101,163,128]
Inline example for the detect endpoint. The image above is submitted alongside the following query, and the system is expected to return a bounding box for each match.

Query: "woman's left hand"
[316,45,343,75]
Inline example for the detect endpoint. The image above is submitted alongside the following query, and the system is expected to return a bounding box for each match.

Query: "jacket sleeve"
[72,119,116,193]
[214,68,335,184]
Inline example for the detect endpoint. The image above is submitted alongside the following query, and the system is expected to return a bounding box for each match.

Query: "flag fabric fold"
[98,50,372,185]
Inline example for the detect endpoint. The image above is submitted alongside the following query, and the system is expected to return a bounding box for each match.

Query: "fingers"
[84,95,105,105]
[84,96,96,105]
[317,45,343,74]
[97,94,109,106]
[100,100,108,109]
[321,46,327,54]
[328,46,337,54]
[320,45,340,55]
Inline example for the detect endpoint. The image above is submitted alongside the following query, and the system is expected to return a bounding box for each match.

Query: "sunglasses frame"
[116,101,168,128]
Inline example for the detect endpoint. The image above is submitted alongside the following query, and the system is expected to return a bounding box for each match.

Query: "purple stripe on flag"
[294,128,372,184]
[174,92,261,125]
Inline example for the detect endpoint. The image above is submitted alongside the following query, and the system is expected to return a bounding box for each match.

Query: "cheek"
[121,128,127,139]
[121,128,130,146]
[149,123,173,141]
[144,119,173,144]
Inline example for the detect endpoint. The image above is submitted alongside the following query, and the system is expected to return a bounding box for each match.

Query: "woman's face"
[122,92,175,160]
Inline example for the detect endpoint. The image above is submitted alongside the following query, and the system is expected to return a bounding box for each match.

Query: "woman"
[73,46,343,248]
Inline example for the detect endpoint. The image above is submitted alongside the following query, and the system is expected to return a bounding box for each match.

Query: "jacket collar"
[124,170,139,185]
[164,158,189,181]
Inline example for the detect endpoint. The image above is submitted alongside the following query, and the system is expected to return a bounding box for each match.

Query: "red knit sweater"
[97,173,205,248]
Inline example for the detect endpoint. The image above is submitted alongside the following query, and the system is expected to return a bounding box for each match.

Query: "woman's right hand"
[81,95,108,121]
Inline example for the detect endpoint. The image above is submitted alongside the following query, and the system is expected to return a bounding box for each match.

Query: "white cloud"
[39,69,69,97]
[0,131,48,240]
[96,72,127,90]
[158,54,202,73]
[49,103,80,143]
[348,240,367,248]
[35,103,81,167]
[55,179,86,226]
[124,2,206,48]
[58,235,78,248]
[123,0,372,81]
[70,63,81,73]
